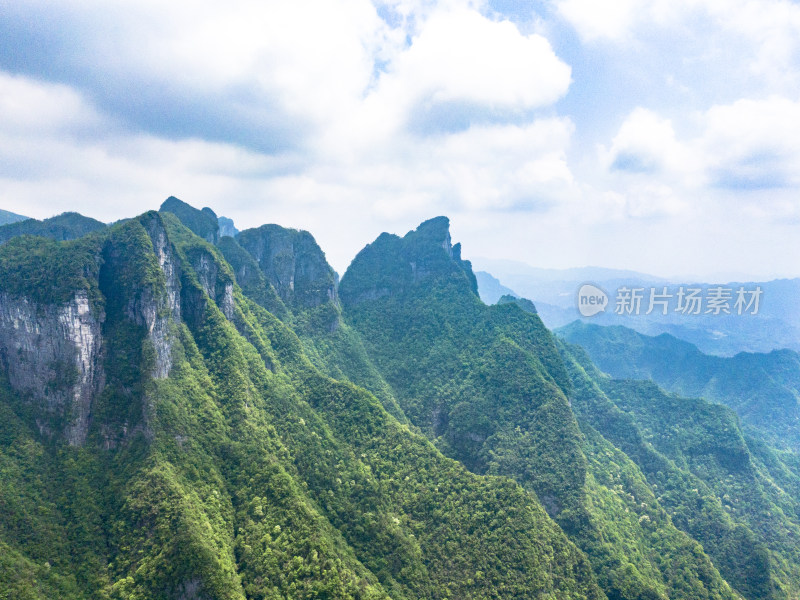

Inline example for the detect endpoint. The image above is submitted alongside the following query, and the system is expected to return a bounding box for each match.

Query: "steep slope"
[0,210,606,599]
[0,211,106,244]
[340,217,740,600]
[559,340,800,600]
[557,322,800,450]
[227,222,406,421]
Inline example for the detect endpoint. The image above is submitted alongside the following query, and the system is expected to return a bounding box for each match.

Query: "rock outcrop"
[0,290,104,446]
[188,247,235,321]
[236,224,338,309]
[140,213,182,378]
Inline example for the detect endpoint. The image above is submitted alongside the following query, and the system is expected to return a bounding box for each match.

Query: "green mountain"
[0,209,29,226]
[557,322,800,451]
[0,211,106,244]
[160,196,220,244]
[339,217,742,600]
[3,203,800,599]
[558,340,800,600]
[0,209,606,599]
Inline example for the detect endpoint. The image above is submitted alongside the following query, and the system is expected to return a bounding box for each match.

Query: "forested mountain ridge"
[0,211,106,245]
[558,341,800,600]
[0,199,797,599]
[557,321,800,451]
[338,217,742,600]
[0,207,603,599]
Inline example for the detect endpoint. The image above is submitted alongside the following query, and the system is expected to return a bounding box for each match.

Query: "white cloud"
[2,1,799,279]
[701,96,800,188]
[602,108,696,178]
[0,73,106,136]
[606,97,800,190]
[384,8,570,110]
[556,0,800,88]
[556,0,643,42]
[596,96,800,229]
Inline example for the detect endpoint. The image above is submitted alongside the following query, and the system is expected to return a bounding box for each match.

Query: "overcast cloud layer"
[1,0,798,279]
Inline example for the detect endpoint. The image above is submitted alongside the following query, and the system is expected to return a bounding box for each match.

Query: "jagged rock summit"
[339,216,478,306]
[236,224,338,310]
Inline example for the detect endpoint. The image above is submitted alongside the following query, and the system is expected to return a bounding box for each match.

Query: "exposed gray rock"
[189,248,235,321]
[218,216,239,238]
[0,291,104,446]
[139,214,182,379]
[236,225,338,310]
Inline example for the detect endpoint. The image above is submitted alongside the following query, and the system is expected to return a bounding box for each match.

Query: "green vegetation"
[559,339,800,599]
[339,219,740,600]
[0,212,106,245]
[558,321,800,450]
[0,212,604,599]
[2,204,800,599]
[0,233,104,307]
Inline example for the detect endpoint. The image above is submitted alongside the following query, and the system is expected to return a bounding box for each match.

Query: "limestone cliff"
[0,213,184,446]
[0,290,104,445]
[236,224,338,309]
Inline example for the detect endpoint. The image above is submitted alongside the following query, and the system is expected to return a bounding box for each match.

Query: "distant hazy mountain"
[0,209,29,226]
[473,270,517,304]
[472,257,800,356]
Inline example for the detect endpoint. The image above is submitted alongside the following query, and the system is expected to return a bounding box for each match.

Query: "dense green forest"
[0,212,106,245]
[0,198,797,599]
[558,322,800,451]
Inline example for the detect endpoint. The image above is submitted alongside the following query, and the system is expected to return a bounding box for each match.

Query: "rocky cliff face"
[0,214,186,446]
[236,224,337,309]
[188,247,235,321]
[0,290,104,446]
[140,214,182,378]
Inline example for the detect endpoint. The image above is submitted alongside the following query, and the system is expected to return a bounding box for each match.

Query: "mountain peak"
[159,196,219,244]
[340,216,477,306]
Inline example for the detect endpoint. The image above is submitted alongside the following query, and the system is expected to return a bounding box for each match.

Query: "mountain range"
[0,197,797,599]
[472,260,800,357]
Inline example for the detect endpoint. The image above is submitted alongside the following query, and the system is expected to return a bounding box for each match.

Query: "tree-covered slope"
[0,211,106,244]
[0,210,606,599]
[220,222,407,422]
[559,340,800,600]
[339,217,741,600]
[557,321,800,450]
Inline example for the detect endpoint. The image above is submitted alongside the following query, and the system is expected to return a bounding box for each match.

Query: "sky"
[1,0,799,280]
